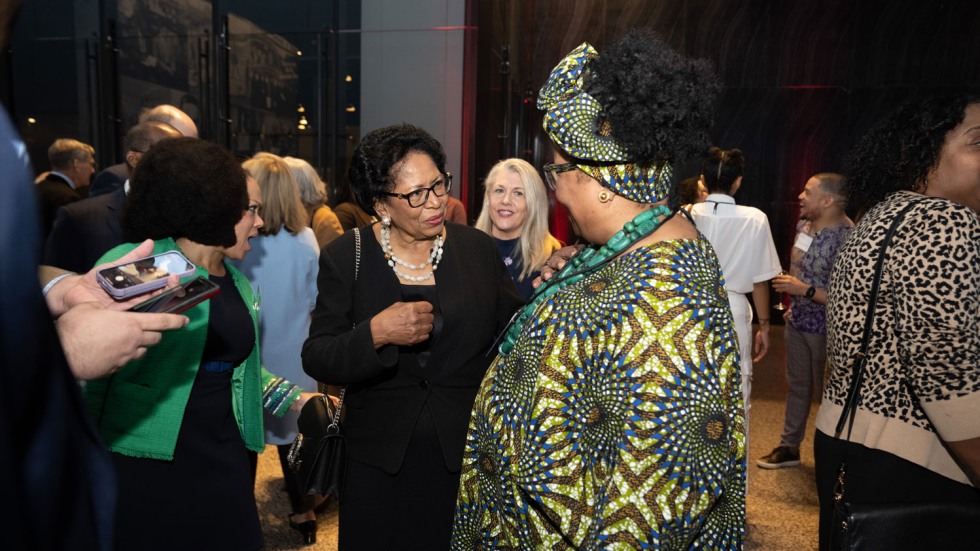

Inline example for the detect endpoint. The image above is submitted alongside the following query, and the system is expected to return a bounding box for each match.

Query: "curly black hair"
[122,137,248,247]
[586,28,720,165]
[347,124,446,216]
[701,147,745,193]
[843,93,980,215]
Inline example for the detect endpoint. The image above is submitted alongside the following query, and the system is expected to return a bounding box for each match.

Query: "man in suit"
[35,138,96,238]
[89,104,198,197]
[1,63,187,551]
[45,121,181,272]
[2,1,188,547]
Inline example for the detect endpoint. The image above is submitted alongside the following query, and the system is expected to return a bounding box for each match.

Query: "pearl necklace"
[497,204,673,355]
[380,223,445,282]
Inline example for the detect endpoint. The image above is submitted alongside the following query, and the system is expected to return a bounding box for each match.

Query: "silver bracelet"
[42,272,75,298]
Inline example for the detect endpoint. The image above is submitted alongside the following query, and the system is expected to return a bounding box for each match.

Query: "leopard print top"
[815,191,980,483]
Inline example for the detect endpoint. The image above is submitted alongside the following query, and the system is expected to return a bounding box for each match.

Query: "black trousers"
[814,430,980,550]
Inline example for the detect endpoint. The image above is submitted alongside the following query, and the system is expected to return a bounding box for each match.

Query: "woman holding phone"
[236,152,323,545]
[84,138,313,551]
[302,124,523,549]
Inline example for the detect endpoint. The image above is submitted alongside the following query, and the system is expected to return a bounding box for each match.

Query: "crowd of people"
[4,12,978,551]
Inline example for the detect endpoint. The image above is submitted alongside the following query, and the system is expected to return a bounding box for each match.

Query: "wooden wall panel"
[473,0,980,251]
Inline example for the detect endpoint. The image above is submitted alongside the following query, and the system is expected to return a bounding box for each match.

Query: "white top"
[689,193,781,294]
[233,226,320,445]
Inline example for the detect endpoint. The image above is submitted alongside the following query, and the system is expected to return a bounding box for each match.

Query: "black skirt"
[112,367,262,551]
[338,406,461,550]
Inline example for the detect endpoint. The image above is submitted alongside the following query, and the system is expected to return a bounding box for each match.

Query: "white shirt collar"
[704,193,736,204]
[49,170,77,190]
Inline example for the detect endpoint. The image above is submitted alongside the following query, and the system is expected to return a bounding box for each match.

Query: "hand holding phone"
[129,276,220,314]
[97,251,196,300]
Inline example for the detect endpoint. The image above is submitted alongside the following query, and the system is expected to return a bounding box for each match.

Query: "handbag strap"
[353,226,361,281]
[833,198,922,439]
[329,227,362,429]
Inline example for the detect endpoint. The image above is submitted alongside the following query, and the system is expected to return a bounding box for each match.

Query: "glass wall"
[8,0,468,207]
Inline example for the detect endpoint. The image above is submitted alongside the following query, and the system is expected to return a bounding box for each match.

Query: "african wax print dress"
[452,236,746,550]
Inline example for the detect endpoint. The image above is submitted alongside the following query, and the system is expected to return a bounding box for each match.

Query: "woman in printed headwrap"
[452,30,746,549]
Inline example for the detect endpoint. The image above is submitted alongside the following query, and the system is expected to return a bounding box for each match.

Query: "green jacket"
[84,238,301,460]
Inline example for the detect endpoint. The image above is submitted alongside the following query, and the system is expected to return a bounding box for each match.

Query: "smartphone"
[97,251,196,300]
[129,276,220,314]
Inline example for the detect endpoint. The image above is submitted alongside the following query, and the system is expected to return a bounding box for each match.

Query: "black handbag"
[288,393,348,498]
[829,199,980,550]
[286,227,362,499]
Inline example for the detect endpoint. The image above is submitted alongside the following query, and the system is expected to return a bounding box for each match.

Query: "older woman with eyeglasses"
[302,123,523,549]
[453,31,745,549]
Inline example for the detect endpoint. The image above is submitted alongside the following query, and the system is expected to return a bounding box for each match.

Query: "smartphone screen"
[97,251,196,299]
[129,276,220,314]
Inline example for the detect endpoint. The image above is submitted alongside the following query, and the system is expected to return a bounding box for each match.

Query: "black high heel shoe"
[288,515,317,545]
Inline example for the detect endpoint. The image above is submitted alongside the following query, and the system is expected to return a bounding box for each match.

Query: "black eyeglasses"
[383,173,452,208]
[542,163,578,190]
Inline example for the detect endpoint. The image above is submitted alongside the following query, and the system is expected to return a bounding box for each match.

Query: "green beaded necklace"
[497,204,674,355]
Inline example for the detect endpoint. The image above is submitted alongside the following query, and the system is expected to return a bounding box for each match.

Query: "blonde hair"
[242,153,307,236]
[282,156,328,208]
[47,139,95,170]
[475,158,561,279]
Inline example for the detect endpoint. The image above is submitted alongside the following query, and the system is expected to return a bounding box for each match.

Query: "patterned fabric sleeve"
[893,203,980,441]
[261,368,303,418]
[452,239,745,550]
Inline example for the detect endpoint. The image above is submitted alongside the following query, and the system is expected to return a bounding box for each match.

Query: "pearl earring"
[381,215,391,227]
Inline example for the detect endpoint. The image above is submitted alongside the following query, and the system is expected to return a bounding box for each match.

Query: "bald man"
[139,104,198,138]
[44,121,182,272]
[88,104,197,197]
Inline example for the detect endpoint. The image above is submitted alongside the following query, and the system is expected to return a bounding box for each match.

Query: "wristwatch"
[804,286,816,299]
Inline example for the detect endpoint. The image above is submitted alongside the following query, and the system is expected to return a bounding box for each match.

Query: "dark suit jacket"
[1,108,114,550]
[44,187,126,272]
[88,163,128,197]
[35,173,83,240]
[302,222,523,474]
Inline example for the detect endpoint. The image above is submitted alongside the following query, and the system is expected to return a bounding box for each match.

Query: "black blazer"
[302,222,523,474]
[44,187,125,272]
[88,163,127,197]
[35,173,82,240]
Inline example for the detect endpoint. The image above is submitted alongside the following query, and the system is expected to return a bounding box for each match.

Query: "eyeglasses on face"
[542,163,578,190]
[383,172,453,208]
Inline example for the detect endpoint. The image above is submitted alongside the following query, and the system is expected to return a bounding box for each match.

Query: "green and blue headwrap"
[538,42,672,204]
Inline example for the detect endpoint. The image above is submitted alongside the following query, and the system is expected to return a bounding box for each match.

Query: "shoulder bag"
[287,227,361,499]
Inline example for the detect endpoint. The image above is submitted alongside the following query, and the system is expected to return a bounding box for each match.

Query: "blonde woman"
[236,153,322,545]
[283,156,344,249]
[475,158,561,299]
